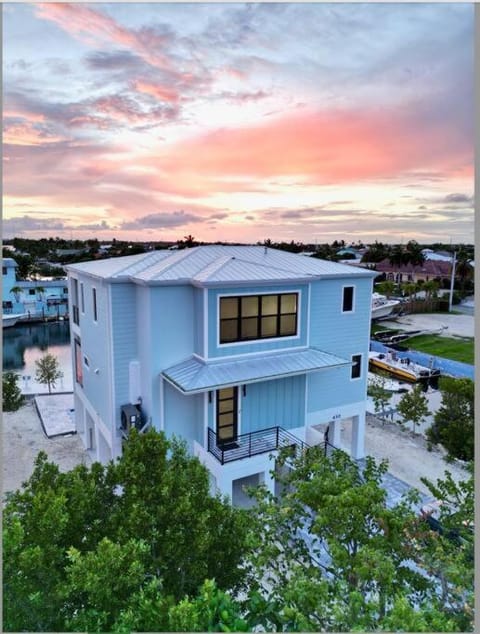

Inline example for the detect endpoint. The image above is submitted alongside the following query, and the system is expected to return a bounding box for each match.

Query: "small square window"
[29,289,36,295]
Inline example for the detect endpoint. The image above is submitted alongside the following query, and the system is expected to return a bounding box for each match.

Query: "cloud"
[443,193,473,204]
[149,101,472,188]
[3,215,68,233]
[120,211,204,230]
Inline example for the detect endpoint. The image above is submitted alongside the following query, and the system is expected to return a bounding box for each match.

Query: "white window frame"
[341,285,355,313]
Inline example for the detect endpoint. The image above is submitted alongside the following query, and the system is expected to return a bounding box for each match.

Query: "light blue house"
[67,246,376,501]
[2,257,69,319]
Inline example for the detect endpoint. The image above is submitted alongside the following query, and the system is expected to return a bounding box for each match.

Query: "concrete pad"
[34,393,76,438]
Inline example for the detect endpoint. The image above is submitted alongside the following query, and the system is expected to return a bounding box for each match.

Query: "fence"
[370,340,474,380]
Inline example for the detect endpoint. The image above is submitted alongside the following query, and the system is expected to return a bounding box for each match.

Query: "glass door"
[216,387,238,445]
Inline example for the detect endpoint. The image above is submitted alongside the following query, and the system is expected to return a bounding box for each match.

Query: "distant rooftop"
[66,245,377,286]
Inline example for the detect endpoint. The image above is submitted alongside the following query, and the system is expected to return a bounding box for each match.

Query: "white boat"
[2,313,28,328]
[371,293,401,320]
[3,314,20,328]
[368,350,440,386]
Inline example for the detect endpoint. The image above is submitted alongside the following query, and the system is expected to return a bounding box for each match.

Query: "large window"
[351,354,362,380]
[216,387,238,444]
[220,293,298,343]
[342,286,354,312]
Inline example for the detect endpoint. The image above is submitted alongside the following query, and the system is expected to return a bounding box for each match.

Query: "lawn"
[402,334,474,365]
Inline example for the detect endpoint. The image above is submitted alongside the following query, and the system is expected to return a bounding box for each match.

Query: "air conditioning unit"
[120,403,142,432]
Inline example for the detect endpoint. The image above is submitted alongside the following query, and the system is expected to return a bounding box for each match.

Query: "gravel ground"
[3,399,469,500]
[3,399,91,497]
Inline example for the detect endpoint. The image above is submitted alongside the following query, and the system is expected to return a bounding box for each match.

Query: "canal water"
[3,321,73,394]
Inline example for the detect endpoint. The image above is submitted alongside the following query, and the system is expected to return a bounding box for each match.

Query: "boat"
[371,293,401,320]
[2,313,28,328]
[367,371,410,393]
[3,314,21,328]
[368,350,440,386]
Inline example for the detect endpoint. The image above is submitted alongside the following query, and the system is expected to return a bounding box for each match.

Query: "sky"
[3,2,475,245]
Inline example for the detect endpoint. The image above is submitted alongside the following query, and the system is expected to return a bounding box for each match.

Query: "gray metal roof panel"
[162,347,350,393]
[67,246,377,283]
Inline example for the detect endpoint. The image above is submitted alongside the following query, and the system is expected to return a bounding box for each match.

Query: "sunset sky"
[3,2,474,245]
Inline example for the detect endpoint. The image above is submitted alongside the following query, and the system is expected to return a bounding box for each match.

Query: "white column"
[261,466,276,496]
[351,413,365,459]
[329,419,341,447]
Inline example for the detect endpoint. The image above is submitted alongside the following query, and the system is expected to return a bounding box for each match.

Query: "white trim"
[203,392,209,448]
[106,283,118,457]
[216,288,303,348]
[306,283,311,347]
[159,376,165,431]
[203,287,209,360]
[350,352,363,381]
[341,284,356,314]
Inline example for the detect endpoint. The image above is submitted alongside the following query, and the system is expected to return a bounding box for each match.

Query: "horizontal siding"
[73,275,112,428]
[307,277,372,412]
[208,284,308,358]
[164,382,203,450]
[111,284,138,417]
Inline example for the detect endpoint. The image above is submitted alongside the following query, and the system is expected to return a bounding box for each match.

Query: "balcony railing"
[208,425,315,465]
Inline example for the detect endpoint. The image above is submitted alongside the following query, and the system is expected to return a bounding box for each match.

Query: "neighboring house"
[66,246,376,502]
[375,258,452,284]
[2,258,69,317]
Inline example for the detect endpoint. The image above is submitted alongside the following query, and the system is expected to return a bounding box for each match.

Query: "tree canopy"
[3,430,473,632]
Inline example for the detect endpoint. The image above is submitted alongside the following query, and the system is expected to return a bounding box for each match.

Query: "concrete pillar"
[217,476,233,501]
[351,413,365,459]
[261,467,276,496]
[329,419,341,448]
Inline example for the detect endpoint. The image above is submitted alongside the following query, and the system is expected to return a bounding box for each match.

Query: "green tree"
[34,353,64,393]
[244,447,434,632]
[426,378,474,461]
[2,371,24,412]
[3,431,249,632]
[9,286,23,303]
[375,280,396,298]
[396,384,430,433]
[367,375,392,422]
[404,240,425,266]
[361,241,389,263]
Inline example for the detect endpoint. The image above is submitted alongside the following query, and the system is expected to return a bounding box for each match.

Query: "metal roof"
[162,347,350,394]
[67,245,377,285]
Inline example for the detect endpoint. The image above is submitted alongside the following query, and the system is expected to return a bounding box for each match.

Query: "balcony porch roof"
[162,347,351,394]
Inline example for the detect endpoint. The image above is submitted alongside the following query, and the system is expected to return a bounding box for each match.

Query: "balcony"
[208,425,323,465]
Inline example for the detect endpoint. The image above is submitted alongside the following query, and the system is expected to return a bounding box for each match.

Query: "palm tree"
[404,240,425,266]
[455,248,473,294]
[375,281,396,299]
[35,286,46,302]
[401,282,418,311]
[388,244,406,268]
[10,286,23,303]
[183,235,196,248]
[422,280,439,310]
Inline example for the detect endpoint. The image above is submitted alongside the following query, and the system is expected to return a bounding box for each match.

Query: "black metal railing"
[208,426,315,465]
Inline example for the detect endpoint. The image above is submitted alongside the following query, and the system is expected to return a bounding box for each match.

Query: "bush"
[3,371,24,412]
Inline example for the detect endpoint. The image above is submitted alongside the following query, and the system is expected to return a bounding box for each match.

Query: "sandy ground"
[3,399,469,501]
[380,312,474,338]
[3,399,91,497]
[342,414,469,494]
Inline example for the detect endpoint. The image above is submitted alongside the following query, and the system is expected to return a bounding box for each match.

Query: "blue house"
[2,258,69,319]
[67,246,376,502]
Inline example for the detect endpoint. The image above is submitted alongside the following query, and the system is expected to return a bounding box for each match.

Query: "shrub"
[3,371,24,412]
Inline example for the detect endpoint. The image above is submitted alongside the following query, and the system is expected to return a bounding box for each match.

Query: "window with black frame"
[220,292,298,343]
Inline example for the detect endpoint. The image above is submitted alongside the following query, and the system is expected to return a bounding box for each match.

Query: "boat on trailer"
[368,350,440,387]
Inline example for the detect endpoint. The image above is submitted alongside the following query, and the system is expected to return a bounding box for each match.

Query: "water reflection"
[3,321,73,393]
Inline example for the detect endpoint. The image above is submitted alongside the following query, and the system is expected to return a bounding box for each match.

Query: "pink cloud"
[35,3,175,74]
[149,105,472,186]
[132,79,180,104]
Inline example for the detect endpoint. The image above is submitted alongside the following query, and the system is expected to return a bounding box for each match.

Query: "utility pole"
[448,250,457,312]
